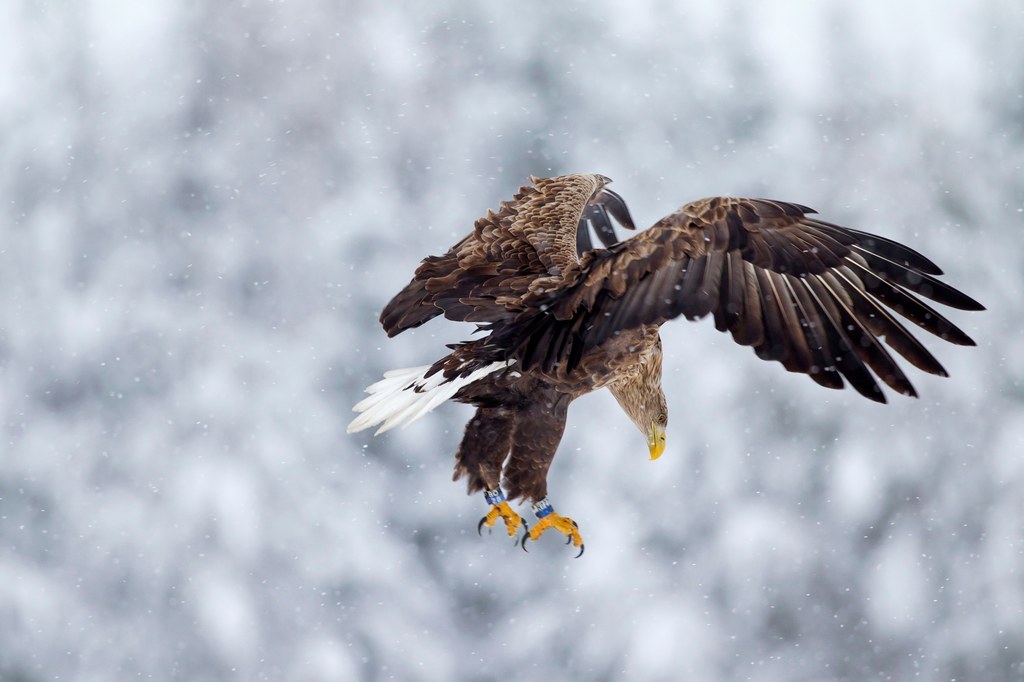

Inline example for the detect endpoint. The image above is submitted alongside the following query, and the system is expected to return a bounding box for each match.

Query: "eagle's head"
[608,335,668,460]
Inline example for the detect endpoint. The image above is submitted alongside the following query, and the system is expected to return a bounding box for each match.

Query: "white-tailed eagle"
[348,174,983,555]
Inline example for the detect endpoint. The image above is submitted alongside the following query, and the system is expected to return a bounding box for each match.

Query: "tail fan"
[347,361,511,435]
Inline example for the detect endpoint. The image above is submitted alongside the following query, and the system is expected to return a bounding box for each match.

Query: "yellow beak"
[647,421,667,460]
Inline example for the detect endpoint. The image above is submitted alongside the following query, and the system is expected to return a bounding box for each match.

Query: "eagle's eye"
[657,413,667,425]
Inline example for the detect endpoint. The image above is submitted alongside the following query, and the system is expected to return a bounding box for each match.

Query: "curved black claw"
[571,521,584,558]
[477,516,490,537]
[520,521,531,552]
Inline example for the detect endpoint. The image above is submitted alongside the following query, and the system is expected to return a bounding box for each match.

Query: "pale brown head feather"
[608,335,668,457]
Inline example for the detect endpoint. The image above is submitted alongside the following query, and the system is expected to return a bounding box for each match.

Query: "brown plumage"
[349,174,984,551]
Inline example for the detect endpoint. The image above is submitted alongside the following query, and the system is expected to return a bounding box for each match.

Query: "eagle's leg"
[477,487,523,538]
[521,497,584,557]
[454,407,524,539]
[502,395,583,555]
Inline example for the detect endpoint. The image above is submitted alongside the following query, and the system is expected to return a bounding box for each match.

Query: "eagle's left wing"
[497,197,984,402]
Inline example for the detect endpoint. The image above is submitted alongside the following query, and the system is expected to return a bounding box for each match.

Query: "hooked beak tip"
[647,424,666,460]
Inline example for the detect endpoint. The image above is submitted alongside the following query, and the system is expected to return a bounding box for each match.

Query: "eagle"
[348,174,983,556]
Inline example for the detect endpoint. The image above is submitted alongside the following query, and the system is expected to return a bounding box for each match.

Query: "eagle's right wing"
[379,174,634,336]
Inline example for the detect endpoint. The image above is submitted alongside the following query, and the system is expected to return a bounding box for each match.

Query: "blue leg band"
[532,497,554,519]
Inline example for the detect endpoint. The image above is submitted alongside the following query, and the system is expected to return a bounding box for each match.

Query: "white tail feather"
[347,361,511,435]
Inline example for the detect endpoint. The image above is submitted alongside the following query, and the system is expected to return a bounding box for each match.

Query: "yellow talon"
[526,510,584,556]
[478,500,523,537]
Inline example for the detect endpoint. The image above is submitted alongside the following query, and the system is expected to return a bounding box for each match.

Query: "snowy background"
[2,1,1021,680]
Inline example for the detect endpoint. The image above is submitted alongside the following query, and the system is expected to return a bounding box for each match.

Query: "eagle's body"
[444,324,662,505]
[349,174,983,553]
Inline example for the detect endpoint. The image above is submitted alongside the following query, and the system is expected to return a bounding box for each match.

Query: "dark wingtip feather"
[952,293,986,312]
[943,331,977,347]
[847,230,944,275]
[598,188,637,231]
[862,385,889,404]
[897,381,919,398]
[575,217,595,255]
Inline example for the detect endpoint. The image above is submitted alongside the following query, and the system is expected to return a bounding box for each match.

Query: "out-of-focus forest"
[1,1,1021,680]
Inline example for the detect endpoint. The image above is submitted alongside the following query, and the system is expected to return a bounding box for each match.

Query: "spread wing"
[497,197,984,402]
[379,174,634,336]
